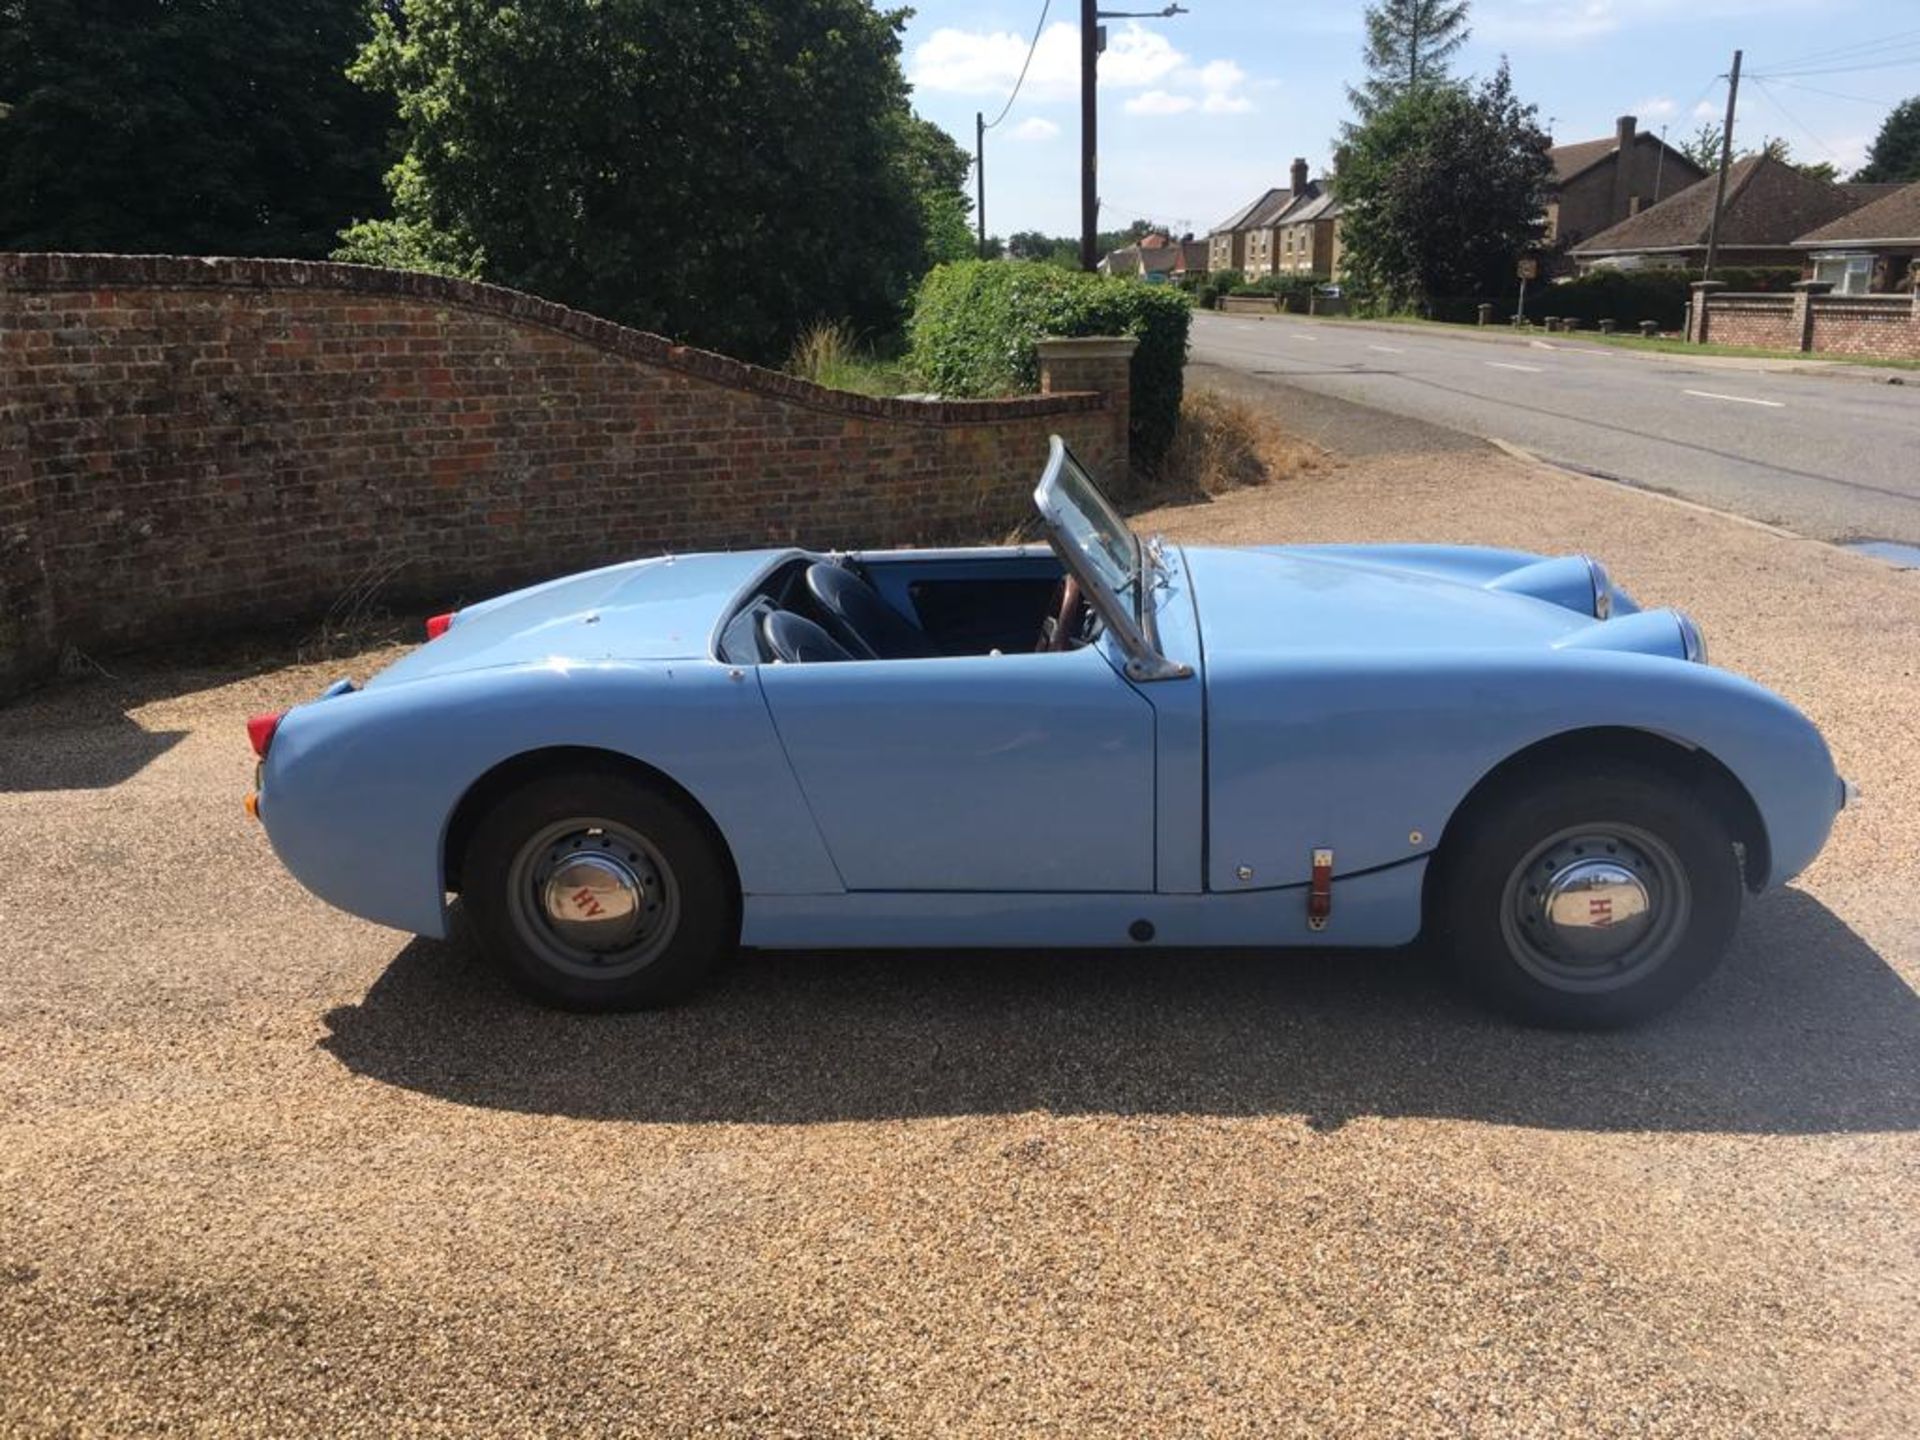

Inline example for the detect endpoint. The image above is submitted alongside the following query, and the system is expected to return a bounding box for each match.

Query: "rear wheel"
[1431,765,1742,1028]
[463,770,736,1010]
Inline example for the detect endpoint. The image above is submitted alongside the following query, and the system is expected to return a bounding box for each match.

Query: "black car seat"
[761,610,856,664]
[804,563,936,660]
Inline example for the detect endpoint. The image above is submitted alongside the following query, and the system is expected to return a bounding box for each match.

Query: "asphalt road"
[1191,311,1920,545]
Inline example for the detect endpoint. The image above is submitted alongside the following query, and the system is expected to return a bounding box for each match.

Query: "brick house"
[1207,189,1279,275]
[1570,154,1892,273]
[1268,190,1343,279]
[1793,180,1920,294]
[1544,116,1705,271]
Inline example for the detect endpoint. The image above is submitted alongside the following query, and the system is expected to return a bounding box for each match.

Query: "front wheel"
[463,770,737,1010]
[1431,766,1743,1028]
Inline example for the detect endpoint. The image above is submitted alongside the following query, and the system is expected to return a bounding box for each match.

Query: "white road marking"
[1529,340,1558,350]
[1367,344,1405,353]
[1290,333,1318,342]
[1682,389,1785,408]
[1486,361,1543,373]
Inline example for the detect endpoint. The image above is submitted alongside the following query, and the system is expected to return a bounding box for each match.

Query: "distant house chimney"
[1290,156,1309,194]
[1610,116,1638,224]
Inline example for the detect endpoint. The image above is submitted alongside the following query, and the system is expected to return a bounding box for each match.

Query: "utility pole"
[1080,0,1100,271]
[1080,4,1189,273]
[1703,49,1742,278]
[976,110,988,259]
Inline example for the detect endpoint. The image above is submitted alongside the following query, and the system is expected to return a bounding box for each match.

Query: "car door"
[756,645,1156,893]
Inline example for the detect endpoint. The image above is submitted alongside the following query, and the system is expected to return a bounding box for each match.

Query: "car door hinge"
[1308,848,1333,931]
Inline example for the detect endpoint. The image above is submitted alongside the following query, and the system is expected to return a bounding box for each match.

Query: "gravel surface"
[3,442,1917,1437]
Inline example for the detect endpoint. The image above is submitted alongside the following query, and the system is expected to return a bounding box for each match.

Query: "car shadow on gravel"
[320,887,1920,1134]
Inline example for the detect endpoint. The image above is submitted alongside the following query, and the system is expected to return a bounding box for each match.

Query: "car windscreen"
[1036,441,1140,619]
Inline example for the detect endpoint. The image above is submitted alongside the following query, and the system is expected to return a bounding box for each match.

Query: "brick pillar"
[1791,279,1833,353]
[1689,280,1725,344]
[1036,336,1136,482]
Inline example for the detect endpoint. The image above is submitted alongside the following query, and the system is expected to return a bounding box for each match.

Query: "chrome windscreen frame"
[1033,435,1193,683]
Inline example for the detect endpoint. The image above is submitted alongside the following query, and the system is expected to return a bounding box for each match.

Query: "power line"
[1749,26,1920,75]
[1749,78,1845,163]
[1750,48,1920,82]
[983,0,1053,132]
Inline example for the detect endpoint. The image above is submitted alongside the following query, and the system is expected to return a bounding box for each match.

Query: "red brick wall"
[1808,296,1920,360]
[0,254,1127,691]
[1698,296,1797,349]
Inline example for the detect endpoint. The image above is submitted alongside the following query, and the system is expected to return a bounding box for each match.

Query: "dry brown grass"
[1151,387,1322,502]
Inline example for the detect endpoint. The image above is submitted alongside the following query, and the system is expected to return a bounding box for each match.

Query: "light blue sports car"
[248,437,1848,1027]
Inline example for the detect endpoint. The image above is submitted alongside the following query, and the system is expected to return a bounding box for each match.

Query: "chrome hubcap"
[1499,824,1689,993]
[1537,859,1653,961]
[507,819,680,980]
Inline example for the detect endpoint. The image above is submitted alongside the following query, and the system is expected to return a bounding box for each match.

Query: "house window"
[1812,253,1875,295]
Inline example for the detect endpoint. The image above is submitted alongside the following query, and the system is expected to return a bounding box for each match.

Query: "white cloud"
[909,20,1185,101]
[1100,25,1188,87]
[1009,116,1060,142]
[1693,99,1721,120]
[1202,91,1255,115]
[1194,60,1247,94]
[1634,96,1678,119]
[1126,89,1197,117]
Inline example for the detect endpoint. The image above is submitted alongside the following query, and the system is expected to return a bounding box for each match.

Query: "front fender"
[1204,648,1838,893]
[259,660,841,936]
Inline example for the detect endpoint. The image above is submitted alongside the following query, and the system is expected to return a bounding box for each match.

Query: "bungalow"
[1793,180,1920,294]
[1100,232,1178,281]
[1544,115,1705,268]
[1570,154,1892,273]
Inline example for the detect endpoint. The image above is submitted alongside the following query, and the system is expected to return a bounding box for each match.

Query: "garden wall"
[1690,284,1920,359]
[0,254,1131,693]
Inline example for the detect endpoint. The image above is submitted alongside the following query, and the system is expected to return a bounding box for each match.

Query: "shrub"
[1155,389,1320,498]
[1530,267,1803,332]
[785,319,910,396]
[908,260,1192,469]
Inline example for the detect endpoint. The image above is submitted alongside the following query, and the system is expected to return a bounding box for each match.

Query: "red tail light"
[425,612,454,640]
[247,711,285,758]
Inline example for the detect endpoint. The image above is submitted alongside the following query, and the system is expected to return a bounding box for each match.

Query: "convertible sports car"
[247,437,1848,1027]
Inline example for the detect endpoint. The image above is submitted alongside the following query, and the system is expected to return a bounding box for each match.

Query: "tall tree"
[336,0,963,365]
[1347,0,1472,121]
[1854,96,1920,183]
[1676,127,1841,184]
[0,0,391,257]
[1336,61,1552,309]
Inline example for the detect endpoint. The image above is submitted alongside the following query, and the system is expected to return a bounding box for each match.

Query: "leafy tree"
[343,0,966,364]
[1335,61,1553,309]
[1678,122,1725,172]
[1675,128,1840,184]
[1854,96,1920,182]
[902,116,978,270]
[1347,0,1472,122]
[0,0,391,256]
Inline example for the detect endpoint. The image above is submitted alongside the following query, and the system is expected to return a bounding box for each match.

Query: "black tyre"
[463,769,736,1011]
[1430,764,1743,1029]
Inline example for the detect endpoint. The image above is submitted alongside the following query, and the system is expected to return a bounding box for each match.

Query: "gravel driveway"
[3,444,1916,1437]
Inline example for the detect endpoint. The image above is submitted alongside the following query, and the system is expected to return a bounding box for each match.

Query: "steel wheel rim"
[1498,822,1691,994]
[505,817,681,981]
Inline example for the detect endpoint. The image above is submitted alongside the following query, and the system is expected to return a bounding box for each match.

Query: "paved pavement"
[3,444,1916,1435]
[1192,310,1920,544]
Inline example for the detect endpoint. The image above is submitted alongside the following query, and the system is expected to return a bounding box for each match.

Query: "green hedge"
[908,260,1192,469]
[1534,267,1803,332]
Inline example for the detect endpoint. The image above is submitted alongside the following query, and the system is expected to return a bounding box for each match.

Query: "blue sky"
[899,1,1920,238]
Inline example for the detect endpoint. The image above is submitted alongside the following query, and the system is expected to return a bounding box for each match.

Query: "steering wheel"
[1039,575,1083,653]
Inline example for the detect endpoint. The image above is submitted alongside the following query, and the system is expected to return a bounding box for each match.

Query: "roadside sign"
[1517,257,1539,281]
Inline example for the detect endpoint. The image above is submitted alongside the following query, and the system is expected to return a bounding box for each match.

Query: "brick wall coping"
[1035,335,1140,361]
[0,251,1105,426]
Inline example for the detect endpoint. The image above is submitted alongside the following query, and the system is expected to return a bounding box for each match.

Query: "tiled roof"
[1548,131,1707,189]
[1210,188,1283,235]
[1549,135,1618,184]
[1174,240,1210,271]
[1797,180,1920,244]
[1277,188,1339,224]
[1573,154,1873,255]
[1244,187,1300,228]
